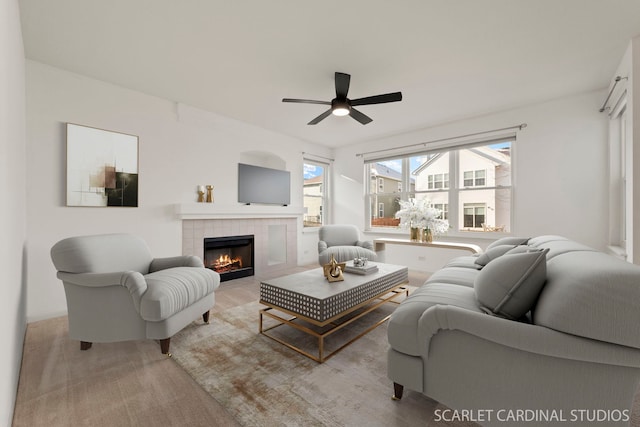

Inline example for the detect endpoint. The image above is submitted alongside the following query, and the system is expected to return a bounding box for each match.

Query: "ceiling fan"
[282,72,402,125]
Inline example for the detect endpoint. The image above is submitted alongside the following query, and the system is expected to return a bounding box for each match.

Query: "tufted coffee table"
[259,262,408,362]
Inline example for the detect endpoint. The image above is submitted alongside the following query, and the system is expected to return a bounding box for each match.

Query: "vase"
[422,228,433,243]
[410,227,420,242]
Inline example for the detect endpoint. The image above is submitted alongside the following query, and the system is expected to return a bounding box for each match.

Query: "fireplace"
[204,235,254,282]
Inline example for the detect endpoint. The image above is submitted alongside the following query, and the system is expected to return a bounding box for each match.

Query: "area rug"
[170,300,478,427]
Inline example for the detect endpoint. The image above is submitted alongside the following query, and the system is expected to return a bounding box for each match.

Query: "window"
[463,170,486,187]
[365,140,512,234]
[463,203,485,229]
[303,161,328,228]
[368,160,413,227]
[427,173,449,189]
[608,96,629,259]
[433,203,449,220]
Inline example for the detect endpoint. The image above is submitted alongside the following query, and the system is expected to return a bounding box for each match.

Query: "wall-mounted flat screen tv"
[238,163,290,205]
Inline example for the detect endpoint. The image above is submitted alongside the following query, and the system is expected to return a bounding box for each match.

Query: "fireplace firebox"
[204,235,254,282]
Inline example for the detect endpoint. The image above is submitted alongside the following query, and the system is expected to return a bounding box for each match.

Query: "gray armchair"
[50,233,220,355]
[318,224,377,265]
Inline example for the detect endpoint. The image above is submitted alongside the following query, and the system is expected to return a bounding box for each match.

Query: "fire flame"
[211,254,243,273]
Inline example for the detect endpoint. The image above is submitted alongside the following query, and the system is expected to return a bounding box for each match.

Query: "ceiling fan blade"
[308,109,333,125]
[335,72,351,98]
[349,108,373,125]
[282,98,331,105]
[351,92,403,106]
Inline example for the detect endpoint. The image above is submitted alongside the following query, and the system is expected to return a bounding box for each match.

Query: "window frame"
[463,169,486,187]
[303,159,330,228]
[427,173,449,190]
[433,203,449,220]
[363,138,514,236]
[463,202,486,229]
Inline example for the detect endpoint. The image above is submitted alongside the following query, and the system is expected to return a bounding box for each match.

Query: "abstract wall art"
[66,123,139,207]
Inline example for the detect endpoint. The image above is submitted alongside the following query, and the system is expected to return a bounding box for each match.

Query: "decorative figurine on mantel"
[197,185,205,203]
[206,185,214,203]
[323,254,346,282]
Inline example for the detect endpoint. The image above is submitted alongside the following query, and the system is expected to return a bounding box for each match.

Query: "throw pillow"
[505,245,534,255]
[474,244,517,267]
[474,248,549,319]
[486,236,530,251]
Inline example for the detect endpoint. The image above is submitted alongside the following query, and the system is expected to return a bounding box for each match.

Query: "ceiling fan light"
[332,106,350,116]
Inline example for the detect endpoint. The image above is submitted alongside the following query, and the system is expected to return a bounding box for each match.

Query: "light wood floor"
[12,265,429,427]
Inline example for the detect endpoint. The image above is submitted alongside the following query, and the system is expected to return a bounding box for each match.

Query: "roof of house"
[304,175,323,185]
[412,146,511,175]
[371,163,415,183]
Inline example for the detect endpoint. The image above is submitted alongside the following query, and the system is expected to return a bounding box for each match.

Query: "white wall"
[25,60,331,321]
[629,37,640,265]
[332,91,608,271]
[0,0,27,424]
[611,36,640,265]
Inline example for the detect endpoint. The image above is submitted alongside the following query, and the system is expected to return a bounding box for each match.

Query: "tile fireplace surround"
[182,217,299,276]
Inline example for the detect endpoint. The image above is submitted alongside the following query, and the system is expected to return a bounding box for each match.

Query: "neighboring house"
[303,174,323,226]
[413,146,511,232]
[369,163,415,225]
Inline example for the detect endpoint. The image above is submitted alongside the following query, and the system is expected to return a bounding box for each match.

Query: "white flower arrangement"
[394,198,449,235]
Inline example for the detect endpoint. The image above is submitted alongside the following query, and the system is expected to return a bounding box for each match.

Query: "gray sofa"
[387,235,640,426]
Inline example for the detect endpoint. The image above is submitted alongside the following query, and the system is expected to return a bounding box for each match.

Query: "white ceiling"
[18,0,640,148]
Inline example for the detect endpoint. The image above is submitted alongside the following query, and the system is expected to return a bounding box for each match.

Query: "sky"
[304,163,324,179]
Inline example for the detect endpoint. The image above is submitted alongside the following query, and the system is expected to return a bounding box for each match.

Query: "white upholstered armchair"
[317,224,377,265]
[50,233,220,355]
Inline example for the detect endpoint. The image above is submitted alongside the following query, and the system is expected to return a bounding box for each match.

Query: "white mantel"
[175,203,304,220]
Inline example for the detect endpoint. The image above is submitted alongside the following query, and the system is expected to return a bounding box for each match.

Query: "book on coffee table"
[344,262,379,275]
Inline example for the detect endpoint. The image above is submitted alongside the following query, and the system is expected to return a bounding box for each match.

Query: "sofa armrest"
[318,241,328,254]
[57,271,147,311]
[356,240,374,251]
[149,255,203,272]
[418,305,640,368]
[57,271,127,287]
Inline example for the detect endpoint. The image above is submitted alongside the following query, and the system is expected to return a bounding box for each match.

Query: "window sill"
[607,245,627,260]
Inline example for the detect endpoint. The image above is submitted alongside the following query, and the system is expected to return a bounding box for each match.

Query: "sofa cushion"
[318,246,377,265]
[474,245,516,267]
[444,255,482,270]
[486,236,530,251]
[526,235,567,247]
[474,248,549,319]
[388,283,483,356]
[140,267,219,321]
[528,239,597,260]
[534,251,640,349]
[426,267,480,288]
[51,233,153,274]
[319,224,359,247]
